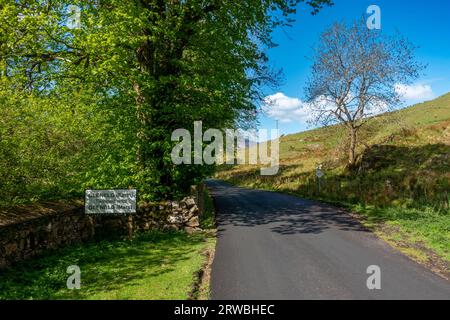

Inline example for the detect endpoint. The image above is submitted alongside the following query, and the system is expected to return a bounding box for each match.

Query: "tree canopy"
[0,0,332,203]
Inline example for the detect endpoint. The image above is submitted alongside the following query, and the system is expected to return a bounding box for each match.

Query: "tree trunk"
[348,126,357,167]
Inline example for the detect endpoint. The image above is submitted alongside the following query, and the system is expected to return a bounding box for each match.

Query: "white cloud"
[263,85,435,124]
[262,91,394,125]
[395,83,434,101]
[366,98,389,115]
[262,92,313,123]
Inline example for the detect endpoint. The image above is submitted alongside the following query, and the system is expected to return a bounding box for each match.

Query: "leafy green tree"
[1,0,332,202]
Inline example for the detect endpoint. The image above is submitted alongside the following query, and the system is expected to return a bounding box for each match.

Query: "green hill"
[217,93,450,272]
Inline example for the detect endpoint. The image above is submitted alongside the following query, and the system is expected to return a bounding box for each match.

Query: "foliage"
[0,0,332,203]
[0,75,136,204]
[200,187,216,229]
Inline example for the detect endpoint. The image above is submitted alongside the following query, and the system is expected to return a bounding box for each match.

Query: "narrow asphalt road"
[207,179,450,300]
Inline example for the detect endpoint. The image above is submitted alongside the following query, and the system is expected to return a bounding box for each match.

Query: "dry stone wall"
[0,193,203,269]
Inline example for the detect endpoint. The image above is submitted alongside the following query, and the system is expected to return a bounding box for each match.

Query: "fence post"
[317,176,321,194]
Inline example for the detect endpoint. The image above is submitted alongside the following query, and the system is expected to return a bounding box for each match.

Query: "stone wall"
[0,193,203,269]
[135,197,201,234]
[0,206,93,269]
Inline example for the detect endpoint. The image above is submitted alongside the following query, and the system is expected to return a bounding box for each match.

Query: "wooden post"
[127,214,133,241]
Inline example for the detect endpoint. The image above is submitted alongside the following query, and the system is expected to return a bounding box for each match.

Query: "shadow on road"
[207,181,368,236]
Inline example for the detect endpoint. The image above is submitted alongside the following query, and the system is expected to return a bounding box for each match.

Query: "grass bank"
[0,230,215,300]
[352,204,449,277]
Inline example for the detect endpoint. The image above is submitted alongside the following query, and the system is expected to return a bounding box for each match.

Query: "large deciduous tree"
[1,0,332,201]
[305,19,424,167]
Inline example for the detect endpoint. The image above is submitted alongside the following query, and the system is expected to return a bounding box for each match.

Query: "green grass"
[200,188,216,230]
[0,231,215,300]
[350,204,450,262]
[217,93,450,265]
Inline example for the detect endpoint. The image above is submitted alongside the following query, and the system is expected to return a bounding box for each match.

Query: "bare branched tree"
[305,19,425,167]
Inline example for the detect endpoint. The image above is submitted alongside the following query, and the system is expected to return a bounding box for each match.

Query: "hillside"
[216,93,450,272]
[220,93,450,184]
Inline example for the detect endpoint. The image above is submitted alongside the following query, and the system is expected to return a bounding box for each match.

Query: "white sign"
[85,189,137,215]
[316,169,324,179]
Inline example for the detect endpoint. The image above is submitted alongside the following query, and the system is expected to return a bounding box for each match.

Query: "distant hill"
[277,92,450,172]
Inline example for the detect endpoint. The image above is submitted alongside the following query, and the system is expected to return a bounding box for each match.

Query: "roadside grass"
[200,188,216,230]
[216,93,450,269]
[196,187,217,300]
[0,230,215,300]
[350,204,450,262]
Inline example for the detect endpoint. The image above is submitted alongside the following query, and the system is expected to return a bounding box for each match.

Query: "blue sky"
[257,0,450,136]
